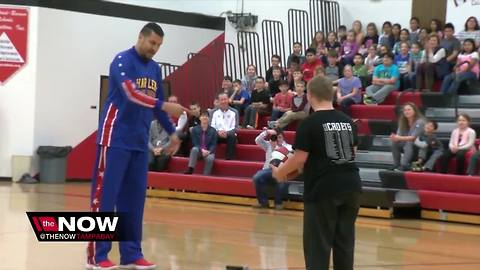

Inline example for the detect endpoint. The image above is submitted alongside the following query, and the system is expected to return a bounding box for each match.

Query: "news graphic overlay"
[26,212,132,242]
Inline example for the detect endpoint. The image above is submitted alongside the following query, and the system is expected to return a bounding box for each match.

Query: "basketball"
[270,146,300,180]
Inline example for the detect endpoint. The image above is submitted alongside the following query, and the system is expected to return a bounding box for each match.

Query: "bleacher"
[146,0,480,224]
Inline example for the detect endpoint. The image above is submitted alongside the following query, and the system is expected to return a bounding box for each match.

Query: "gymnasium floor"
[1,182,479,270]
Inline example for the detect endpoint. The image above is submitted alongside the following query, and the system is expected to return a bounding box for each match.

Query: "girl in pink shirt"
[440,39,479,94]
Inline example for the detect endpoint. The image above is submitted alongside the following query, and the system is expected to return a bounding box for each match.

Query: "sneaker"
[252,203,269,209]
[183,167,193,175]
[87,260,118,270]
[267,121,277,129]
[246,125,255,129]
[363,96,374,105]
[274,204,284,210]
[119,258,156,270]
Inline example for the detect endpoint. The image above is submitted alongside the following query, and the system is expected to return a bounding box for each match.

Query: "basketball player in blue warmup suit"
[86,23,186,270]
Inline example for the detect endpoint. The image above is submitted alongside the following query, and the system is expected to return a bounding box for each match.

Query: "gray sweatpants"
[418,148,443,171]
[365,84,396,104]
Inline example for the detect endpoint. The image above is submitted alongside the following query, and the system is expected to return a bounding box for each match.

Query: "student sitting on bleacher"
[390,103,426,171]
[392,29,410,55]
[439,113,476,175]
[352,53,368,88]
[271,80,293,121]
[268,66,283,97]
[241,64,258,94]
[394,41,411,90]
[340,30,359,66]
[326,50,340,83]
[229,79,249,116]
[266,55,285,82]
[404,42,423,90]
[416,34,449,91]
[243,77,271,129]
[268,81,310,129]
[252,128,292,210]
[411,120,443,172]
[184,112,217,175]
[148,119,172,172]
[287,42,305,68]
[364,52,400,105]
[301,48,323,82]
[211,93,237,160]
[440,39,479,95]
[335,65,362,116]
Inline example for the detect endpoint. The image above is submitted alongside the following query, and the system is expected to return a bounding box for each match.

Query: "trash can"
[37,146,72,183]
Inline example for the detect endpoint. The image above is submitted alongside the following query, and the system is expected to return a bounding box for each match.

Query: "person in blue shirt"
[394,42,411,90]
[229,79,250,116]
[87,23,187,270]
[364,52,400,105]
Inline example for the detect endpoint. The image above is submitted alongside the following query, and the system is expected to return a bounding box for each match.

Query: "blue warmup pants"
[87,145,148,265]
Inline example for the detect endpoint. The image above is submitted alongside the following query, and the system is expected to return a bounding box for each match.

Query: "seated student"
[394,41,411,90]
[167,95,188,132]
[404,42,423,90]
[379,21,395,49]
[211,93,237,160]
[440,113,476,175]
[287,42,306,68]
[364,52,400,105]
[269,81,310,129]
[289,68,304,91]
[440,39,479,95]
[178,102,202,157]
[184,112,217,175]
[340,30,359,65]
[241,64,258,94]
[416,34,449,91]
[314,65,326,77]
[271,80,293,121]
[392,29,411,55]
[456,16,480,47]
[301,48,323,82]
[310,31,327,60]
[218,76,234,97]
[441,23,461,70]
[364,44,378,76]
[429,19,443,40]
[337,25,348,43]
[229,79,249,116]
[411,120,443,172]
[326,50,340,83]
[243,77,271,129]
[268,66,283,97]
[253,128,292,210]
[325,31,341,61]
[335,65,362,116]
[352,53,368,87]
[409,17,421,43]
[390,103,425,171]
[148,120,171,172]
[265,54,285,82]
[361,23,379,54]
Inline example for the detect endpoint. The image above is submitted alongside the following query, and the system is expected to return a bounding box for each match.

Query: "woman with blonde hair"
[390,102,426,171]
[352,20,365,45]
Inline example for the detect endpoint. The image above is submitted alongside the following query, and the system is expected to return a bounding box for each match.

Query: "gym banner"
[0,6,28,84]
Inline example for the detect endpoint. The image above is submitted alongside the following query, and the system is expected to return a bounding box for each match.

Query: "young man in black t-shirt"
[272,75,362,270]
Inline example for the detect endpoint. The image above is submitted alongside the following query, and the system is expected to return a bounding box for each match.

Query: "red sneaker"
[119,258,156,269]
[86,259,118,270]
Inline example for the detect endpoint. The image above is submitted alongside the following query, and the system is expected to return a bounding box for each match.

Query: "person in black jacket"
[184,112,218,175]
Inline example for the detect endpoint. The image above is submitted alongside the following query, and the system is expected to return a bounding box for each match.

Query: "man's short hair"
[217,92,229,99]
[271,54,281,61]
[293,42,302,47]
[223,75,232,82]
[256,76,265,82]
[444,23,455,31]
[233,79,242,84]
[200,111,210,118]
[305,48,316,55]
[354,53,363,59]
[384,52,395,60]
[190,101,200,107]
[426,119,438,130]
[295,80,306,87]
[307,75,334,102]
[272,66,281,72]
[339,25,347,31]
[279,79,289,86]
[140,22,164,37]
[327,49,338,58]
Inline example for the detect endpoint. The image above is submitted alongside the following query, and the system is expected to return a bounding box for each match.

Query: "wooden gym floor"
[1,182,479,270]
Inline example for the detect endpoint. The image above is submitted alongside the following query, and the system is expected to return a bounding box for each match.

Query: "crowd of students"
[146,16,480,209]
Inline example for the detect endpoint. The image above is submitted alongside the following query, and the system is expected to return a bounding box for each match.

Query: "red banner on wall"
[0,7,28,84]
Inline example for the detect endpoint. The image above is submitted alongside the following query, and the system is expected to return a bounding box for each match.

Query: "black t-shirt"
[266,67,286,82]
[294,110,361,201]
[325,41,341,51]
[268,78,281,97]
[251,88,271,104]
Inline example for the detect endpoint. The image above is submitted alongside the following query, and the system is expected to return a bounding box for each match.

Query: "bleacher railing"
[309,0,341,34]
[224,42,239,80]
[237,31,263,78]
[288,9,310,53]
[261,20,287,72]
[158,62,180,79]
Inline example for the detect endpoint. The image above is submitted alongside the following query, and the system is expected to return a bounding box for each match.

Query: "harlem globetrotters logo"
[26,212,126,242]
